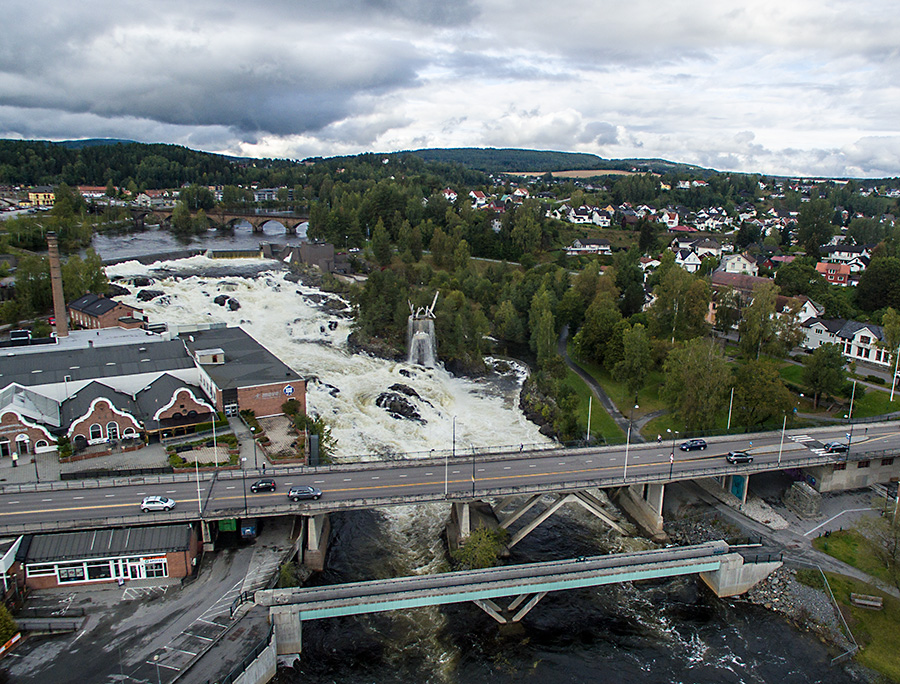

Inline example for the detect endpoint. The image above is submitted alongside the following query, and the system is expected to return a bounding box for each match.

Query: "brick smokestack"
[47,232,69,338]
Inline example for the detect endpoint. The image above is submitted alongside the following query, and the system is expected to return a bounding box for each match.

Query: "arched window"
[123,427,137,438]
[15,435,29,455]
[35,440,48,448]
[89,424,102,440]
[107,422,119,441]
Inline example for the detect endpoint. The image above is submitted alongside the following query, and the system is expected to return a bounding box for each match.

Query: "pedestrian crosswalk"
[789,434,828,455]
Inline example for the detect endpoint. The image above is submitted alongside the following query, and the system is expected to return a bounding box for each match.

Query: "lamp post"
[33,453,39,483]
[212,410,219,469]
[623,403,639,482]
[250,426,257,470]
[667,428,678,478]
[727,386,734,431]
[844,414,854,459]
[195,457,202,515]
[153,654,161,684]
[777,413,787,466]
[241,457,248,517]
[471,445,476,498]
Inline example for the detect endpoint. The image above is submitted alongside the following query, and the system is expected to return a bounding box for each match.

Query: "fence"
[217,624,275,684]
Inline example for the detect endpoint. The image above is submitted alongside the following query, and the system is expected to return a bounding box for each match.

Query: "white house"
[801,318,893,367]
[441,188,458,203]
[567,238,612,256]
[719,253,759,276]
[675,249,702,273]
[692,238,723,260]
[469,190,489,208]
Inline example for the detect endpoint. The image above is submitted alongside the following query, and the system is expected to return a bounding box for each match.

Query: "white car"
[140,496,176,512]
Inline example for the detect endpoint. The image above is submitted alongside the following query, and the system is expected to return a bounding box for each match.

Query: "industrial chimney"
[46,232,69,338]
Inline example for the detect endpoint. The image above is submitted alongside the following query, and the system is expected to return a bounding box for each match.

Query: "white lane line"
[425,472,433,475]
[314,480,325,484]
[42,498,52,502]
[73,496,84,500]
[503,466,511,470]
[529,465,536,468]
[152,661,182,672]
[165,490,176,494]
[585,460,593,463]
[226,486,235,490]
[166,647,197,656]
[804,508,875,537]
[104,494,115,498]
[186,633,214,641]
[343,478,351,482]
[399,474,407,478]
[451,470,460,474]
[7,501,18,504]
[372,476,380,480]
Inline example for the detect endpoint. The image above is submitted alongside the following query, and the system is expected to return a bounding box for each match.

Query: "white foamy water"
[107,256,552,460]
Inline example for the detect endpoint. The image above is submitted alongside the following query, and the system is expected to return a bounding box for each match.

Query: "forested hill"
[0,139,299,188]
[406,147,713,176]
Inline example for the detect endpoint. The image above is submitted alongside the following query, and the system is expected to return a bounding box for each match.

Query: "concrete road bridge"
[0,422,896,564]
[128,206,309,234]
[253,540,782,656]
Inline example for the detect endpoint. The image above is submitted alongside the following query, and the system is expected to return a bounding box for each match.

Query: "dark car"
[288,485,322,502]
[823,442,848,453]
[725,450,753,464]
[250,478,277,493]
[680,439,707,452]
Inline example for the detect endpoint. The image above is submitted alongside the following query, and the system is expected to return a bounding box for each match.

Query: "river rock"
[132,276,153,287]
[212,295,240,310]
[376,391,424,423]
[106,283,131,297]
[136,289,165,302]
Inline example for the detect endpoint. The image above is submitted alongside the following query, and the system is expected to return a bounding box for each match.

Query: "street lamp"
[33,453,39,483]
[250,426,257,470]
[241,457,248,517]
[844,414,853,459]
[777,413,787,466]
[667,428,678,478]
[153,654,161,684]
[623,403,639,482]
[471,445,476,498]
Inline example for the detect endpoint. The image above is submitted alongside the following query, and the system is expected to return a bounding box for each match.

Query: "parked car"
[250,478,277,493]
[288,486,322,502]
[823,442,848,453]
[679,439,707,452]
[140,496,176,512]
[725,451,753,464]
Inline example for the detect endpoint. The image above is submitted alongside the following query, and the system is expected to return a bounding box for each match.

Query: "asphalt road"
[1,422,897,533]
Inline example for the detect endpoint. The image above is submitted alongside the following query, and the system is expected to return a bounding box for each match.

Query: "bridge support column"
[722,474,749,504]
[700,554,782,597]
[499,491,627,549]
[200,520,216,552]
[614,484,667,541]
[473,592,548,624]
[271,608,302,656]
[303,514,330,572]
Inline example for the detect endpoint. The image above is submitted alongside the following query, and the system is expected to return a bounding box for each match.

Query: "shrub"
[867,374,886,385]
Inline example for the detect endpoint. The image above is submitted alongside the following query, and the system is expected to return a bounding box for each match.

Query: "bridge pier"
[300,514,330,572]
[613,483,667,541]
[473,591,549,624]
[719,474,750,505]
[271,608,303,656]
[498,491,627,549]
[200,520,216,552]
[699,553,782,597]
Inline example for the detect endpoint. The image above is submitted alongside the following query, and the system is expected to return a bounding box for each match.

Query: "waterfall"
[407,291,439,366]
[407,316,437,366]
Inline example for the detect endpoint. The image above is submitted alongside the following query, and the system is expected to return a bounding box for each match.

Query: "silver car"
[140,496,176,512]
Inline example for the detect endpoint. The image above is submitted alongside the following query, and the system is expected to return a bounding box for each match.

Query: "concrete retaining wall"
[231,627,278,684]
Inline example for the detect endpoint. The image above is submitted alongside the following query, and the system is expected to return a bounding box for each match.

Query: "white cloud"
[0,0,899,176]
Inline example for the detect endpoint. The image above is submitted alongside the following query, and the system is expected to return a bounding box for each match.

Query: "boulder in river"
[136,289,165,302]
[376,391,424,423]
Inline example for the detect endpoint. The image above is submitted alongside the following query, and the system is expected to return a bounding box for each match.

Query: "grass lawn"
[567,342,666,418]
[851,387,900,419]
[822,572,900,682]
[561,367,625,444]
[812,530,894,585]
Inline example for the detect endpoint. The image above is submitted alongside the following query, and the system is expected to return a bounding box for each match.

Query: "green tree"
[732,360,793,427]
[0,603,17,644]
[857,257,900,311]
[649,267,709,343]
[451,527,509,570]
[774,260,825,297]
[614,323,651,398]
[493,299,524,345]
[854,515,900,591]
[661,338,730,431]
[572,292,622,366]
[714,286,742,333]
[738,281,804,359]
[802,343,846,408]
[529,288,556,365]
[171,201,194,236]
[796,199,834,257]
[371,219,392,267]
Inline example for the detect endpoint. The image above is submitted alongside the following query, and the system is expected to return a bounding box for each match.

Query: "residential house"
[816,262,851,286]
[27,187,55,207]
[675,249,702,273]
[801,319,893,368]
[68,294,145,330]
[659,210,679,229]
[692,238,722,260]
[719,253,759,276]
[441,188,458,203]
[469,190,488,208]
[566,238,612,256]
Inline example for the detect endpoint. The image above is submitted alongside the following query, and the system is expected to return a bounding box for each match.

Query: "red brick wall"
[237,380,306,418]
[158,389,214,421]
[69,400,142,442]
[0,411,55,454]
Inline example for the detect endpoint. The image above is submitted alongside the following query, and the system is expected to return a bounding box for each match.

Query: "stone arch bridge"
[129,207,309,234]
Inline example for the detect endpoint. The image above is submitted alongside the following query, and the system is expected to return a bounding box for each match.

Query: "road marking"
[6,501,17,505]
[226,486,235,490]
[503,466,511,470]
[451,470,460,474]
[105,494,115,498]
[372,476,380,480]
[166,490,176,494]
[804,508,875,537]
[41,499,52,502]
[425,472,433,475]
[399,474,407,478]
[585,460,592,463]
[343,478,351,482]
[314,480,325,484]
[73,496,84,500]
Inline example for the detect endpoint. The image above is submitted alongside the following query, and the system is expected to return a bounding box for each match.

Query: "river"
[97,233,857,684]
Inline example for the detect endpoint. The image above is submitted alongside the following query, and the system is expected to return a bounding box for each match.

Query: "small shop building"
[17,524,199,589]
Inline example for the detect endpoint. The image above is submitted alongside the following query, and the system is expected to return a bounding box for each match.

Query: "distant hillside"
[406,147,715,177]
[55,138,137,149]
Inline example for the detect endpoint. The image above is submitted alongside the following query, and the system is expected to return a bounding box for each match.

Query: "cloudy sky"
[2,0,899,177]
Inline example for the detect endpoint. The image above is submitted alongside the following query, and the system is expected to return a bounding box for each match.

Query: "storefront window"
[86,562,113,580]
[57,563,86,583]
[145,559,168,578]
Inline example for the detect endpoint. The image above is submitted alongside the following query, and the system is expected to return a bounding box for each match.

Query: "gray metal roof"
[135,374,209,418]
[180,327,302,390]
[68,294,121,316]
[0,339,194,388]
[60,381,139,427]
[23,525,192,563]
